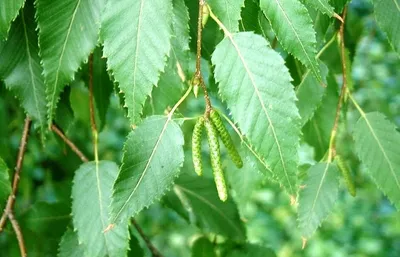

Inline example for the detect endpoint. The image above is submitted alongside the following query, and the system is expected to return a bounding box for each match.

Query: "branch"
[327,7,348,162]
[131,219,164,257]
[0,117,31,231]
[51,124,89,162]
[9,213,27,257]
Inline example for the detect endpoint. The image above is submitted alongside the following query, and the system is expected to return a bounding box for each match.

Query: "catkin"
[335,155,356,197]
[192,117,205,176]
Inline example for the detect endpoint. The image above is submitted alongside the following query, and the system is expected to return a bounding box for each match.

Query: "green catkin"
[335,155,356,197]
[192,117,205,176]
[210,110,243,168]
[205,119,228,201]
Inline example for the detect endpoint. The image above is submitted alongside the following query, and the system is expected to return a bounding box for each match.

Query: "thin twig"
[0,117,31,232]
[51,124,89,162]
[327,7,348,162]
[132,219,164,257]
[88,53,99,163]
[9,213,27,257]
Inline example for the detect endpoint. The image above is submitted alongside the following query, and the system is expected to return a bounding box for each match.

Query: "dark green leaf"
[0,0,24,39]
[191,236,217,257]
[58,228,86,257]
[0,158,10,208]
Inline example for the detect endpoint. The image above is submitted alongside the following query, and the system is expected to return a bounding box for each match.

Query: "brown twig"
[192,0,212,117]
[132,219,164,257]
[0,117,31,257]
[9,213,27,257]
[0,117,31,231]
[51,124,89,162]
[328,7,348,161]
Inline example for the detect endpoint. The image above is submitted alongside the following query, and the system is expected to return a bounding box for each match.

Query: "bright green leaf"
[101,0,172,124]
[260,0,321,81]
[0,158,10,207]
[0,4,46,132]
[35,0,105,125]
[372,0,400,56]
[225,244,276,257]
[191,236,217,257]
[212,32,300,196]
[298,162,339,238]
[58,228,86,257]
[72,161,129,257]
[0,0,24,39]
[173,174,246,241]
[111,116,185,224]
[304,0,335,17]
[353,112,400,209]
[208,0,245,33]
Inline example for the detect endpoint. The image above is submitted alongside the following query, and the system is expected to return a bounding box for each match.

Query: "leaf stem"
[88,54,99,163]
[167,84,193,119]
[0,117,31,257]
[193,0,212,116]
[327,7,348,162]
[131,219,164,257]
[51,124,89,162]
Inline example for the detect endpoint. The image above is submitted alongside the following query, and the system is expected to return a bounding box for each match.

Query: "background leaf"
[372,0,400,56]
[0,0,24,39]
[207,0,245,33]
[58,228,86,257]
[191,236,217,257]
[101,0,172,124]
[173,174,246,241]
[36,0,105,124]
[298,162,339,238]
[225,243,276,257]
[0,4,46,131]
[111,116,185,224]
[353,112,400,209]
[212,32,300,196]
[72,161,129,257]
[260,0,321,81]
[0,158,11,207]
[304,0,335,17]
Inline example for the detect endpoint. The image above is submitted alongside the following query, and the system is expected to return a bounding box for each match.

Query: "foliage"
[0,0,399,256]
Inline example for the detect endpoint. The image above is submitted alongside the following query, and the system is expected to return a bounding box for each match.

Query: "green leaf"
[304,0,335,17]
[35,0,105,125]
[0,0,24,39]
[212,32,300,196]
[111,116,185,224]
[72,161,129,257]
[101,0,172,124]
[208,0,245,33]
[0,4,46,131]
[127,233,144,257]
[173,174,246,241]
[0,158,11,207]
[303,74,338,160]
[260,0,321,81]
[191,236,217,257]
[372,0,400,56]
[296,62,328,126]
[353,112,400,209]
[58,228,86,257]
[298,162,339,238]
[240,0,262,33]
[225,244,276,257]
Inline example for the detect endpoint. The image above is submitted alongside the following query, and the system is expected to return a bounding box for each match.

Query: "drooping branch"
[51,124,89,162]
[131,219,164,257]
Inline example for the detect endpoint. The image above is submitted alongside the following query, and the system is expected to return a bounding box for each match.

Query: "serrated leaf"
[212,32,300,196]
[72,161,129,257]
[36,0,105,125]
[111,116,184,224]
[296,61,328,126]
[58,228,86,257]
[298,162,339,238]
[0,0,24,39]
[372,0,400,56]
[101,0,172,124]
[226,244,276,257]
[208,0,245,33]
[0,158,11,207]
[173,174,246,240]
[0,4,46,132]
[353,112,400,209]
[127,233,144,257]
[191,236,217,257]
[260,0,321,81]
[304,0,335,17]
